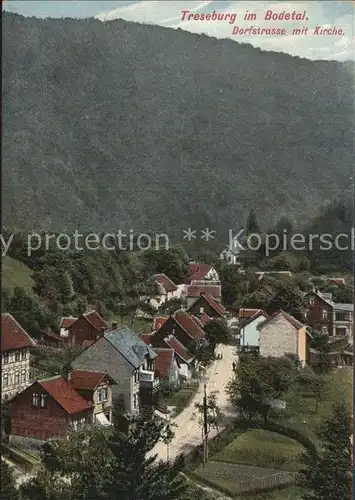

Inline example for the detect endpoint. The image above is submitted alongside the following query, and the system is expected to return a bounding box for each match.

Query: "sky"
[3,1,355,61]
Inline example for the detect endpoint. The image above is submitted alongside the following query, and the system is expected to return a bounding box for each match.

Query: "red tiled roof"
[257,310,305,331]
[84,310,107,330]
[60,317,77,329]
[164,335,194,363]
[1,314,36,352]
[174,309,205,341]
[153,317,168,331]
[187,285,221,299]
[192,313,212,326]
[140,333,155,345]
[154,348,174,378]
[326,278,346,286]
[239,308,263,319]
[154,274,178,292]
[43,331,64,342]
[38,377,93,414]
[81,340,96,348]
[188,263,213,282]
[70,371,114,391]
[200,293,226,315]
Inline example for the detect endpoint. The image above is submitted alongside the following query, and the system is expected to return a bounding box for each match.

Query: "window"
[21,350,27,360]
[200,307,204,314]
[3,352,9,364]
[21,371,26,383]
[97,387,108,403]
[32,393,40,407]
[133,394,139,410]
[15,351,20,362]
[40,394,47,408]
[309,298,315,306]
[322,309,328,320]
[304,309,309,318]
[14,372,20,385]
[3,374,9,387]
[321,326,328,334]
[134,371,139,383]
[335,327,347,337]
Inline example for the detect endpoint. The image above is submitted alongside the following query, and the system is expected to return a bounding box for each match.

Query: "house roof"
[68,310,106,332]
[140,333,155,345]
[239,308,263,319]
[192,312,213,326]
[70,371,115,391]
[173,309,205,341]
[38,377,93,414]
[42,330,64,342]
[153,316,168,330]
[1,313,36,352]
[188,293,225,316]
[154,348,175,378]
[60,317,77,329]
[163,335,194,363]
[83,310,107,330]
[153,274,178,292]
[326,278,346,286]
[257,310,305,331]
[187,285,221,299]
[239,310,267,328]
[105,327,157,369]
[187,263,213,282]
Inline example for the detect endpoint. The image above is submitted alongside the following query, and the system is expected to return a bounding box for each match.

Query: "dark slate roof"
[105,327,157,369]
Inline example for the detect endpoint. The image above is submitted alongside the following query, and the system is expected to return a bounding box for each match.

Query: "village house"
[187,292,226,319]
[186,263,220,284]
[59,316,77,337]
[153,273,180,301]
[162,335,197,380]
[152,309,205,352]
[309,336,353,368]
[66,310,108,346]
[70,370,116,425]
[238,310,267,351]
[40,330,66,348]
[2,313,36,402]
[258,310,309,366]
[186,284,222,308]
[72,327,159,414]
[304,290,353,338]
[153,348,180,389]
[9,375,93,446]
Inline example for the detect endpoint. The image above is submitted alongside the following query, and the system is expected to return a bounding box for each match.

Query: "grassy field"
[190,367,352,497]
[214,429,304,471]
[2,256,35,295]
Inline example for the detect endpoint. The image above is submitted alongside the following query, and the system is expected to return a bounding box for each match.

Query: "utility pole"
[203,383,208,464]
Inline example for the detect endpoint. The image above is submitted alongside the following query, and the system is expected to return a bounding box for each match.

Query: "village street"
[153,343,237,461]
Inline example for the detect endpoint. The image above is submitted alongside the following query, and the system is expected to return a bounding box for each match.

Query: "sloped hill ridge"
[2,12,353,235]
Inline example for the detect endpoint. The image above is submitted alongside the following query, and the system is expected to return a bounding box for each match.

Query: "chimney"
[112,321,118,331]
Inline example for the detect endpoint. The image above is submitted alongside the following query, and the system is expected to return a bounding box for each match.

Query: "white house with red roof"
[1,313,36,401]
[186,263,219,284]
[153,348,180,389]
[238,310,267,350]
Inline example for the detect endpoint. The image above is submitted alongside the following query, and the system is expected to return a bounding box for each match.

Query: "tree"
[204,318,231,353]
[106,413,188,500]
[227,355,297,424]
[296,368,325,413]
[1,459,19,500]
[299,401,352,500]
[20,425,114,500]
[192,390,223,436]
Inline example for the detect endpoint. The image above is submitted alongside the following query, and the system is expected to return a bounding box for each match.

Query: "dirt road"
[153,343,237,460]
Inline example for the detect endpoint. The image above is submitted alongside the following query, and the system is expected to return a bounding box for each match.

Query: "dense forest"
[2,12,353,236]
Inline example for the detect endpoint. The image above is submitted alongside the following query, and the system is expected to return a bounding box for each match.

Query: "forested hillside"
[2,12,353,235]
